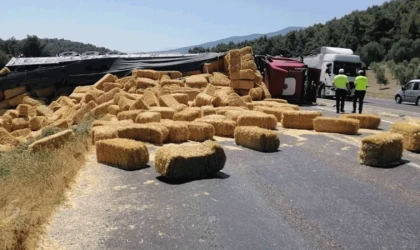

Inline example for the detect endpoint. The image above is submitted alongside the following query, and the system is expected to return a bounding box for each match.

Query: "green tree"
[359,42,386,66]
[0,51,9,68]
[21,35,47,57]
[372,64,388,89]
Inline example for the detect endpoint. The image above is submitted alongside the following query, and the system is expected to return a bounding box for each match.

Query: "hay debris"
[313,117,359,135]
[96,138,149,170]
[234,126,280,152]
[118,123,169,145]
[187,122,215,142]
[154,140,226,179]
[391,122,420,152]
[359,132,404,167]
[281,111,323,130]
[340,114,381,129]
[135,111,161,124]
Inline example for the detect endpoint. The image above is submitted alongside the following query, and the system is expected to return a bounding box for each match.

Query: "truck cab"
[304,47,363,99]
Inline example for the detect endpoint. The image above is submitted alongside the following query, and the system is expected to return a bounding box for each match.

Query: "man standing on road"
[353,70,368,114]
[333,68,349,113]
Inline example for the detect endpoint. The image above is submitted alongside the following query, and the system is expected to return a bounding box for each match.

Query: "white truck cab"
[304,47,363,99]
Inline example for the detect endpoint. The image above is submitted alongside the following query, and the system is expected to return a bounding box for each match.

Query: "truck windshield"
[333,61,362,77]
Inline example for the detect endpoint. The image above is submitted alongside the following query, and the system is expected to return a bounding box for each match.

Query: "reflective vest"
[355,76,368,91]
[334,74,348,89]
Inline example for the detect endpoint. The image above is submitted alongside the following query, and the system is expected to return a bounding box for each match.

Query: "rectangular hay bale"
[281,111,323,130]
[135,111,161,124]
[118,124,169,145]
[340,114,381,129]
[237,113,278,130]
[313,117,359,135]
[173,109,201,122]
[195,115,237,138]
[29,129,75,152]
[359,132,404,167]
[187,122,214,142]
[391,122,420,152]
[234,126,280,152]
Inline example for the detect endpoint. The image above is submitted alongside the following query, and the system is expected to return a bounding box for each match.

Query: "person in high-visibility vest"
[353,70,368,113]
[333,68,349,113]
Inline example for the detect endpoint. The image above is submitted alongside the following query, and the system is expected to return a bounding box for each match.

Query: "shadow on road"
[156,171,230,185]
[101,163,152,172]
[368,159,411,169]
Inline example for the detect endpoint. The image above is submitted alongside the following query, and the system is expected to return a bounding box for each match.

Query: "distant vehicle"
[395,80,420,106]
[59,51,79,57]
[81,51,100,56]
[303,46,363,99]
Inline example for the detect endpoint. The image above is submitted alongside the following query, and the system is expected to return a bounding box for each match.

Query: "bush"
[0,50,9,68]
[359,42,386,66]
[373,64,388,88]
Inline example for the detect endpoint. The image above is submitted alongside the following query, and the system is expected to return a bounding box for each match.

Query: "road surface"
[40,108,420,250]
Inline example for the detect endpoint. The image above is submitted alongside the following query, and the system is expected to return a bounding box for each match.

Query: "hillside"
[160,26,302,54]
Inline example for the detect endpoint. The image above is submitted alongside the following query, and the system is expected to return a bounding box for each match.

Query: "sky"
[0,0,387,52]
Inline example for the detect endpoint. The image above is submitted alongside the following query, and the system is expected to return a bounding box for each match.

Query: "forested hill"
[0,36,113,67]
[190,0,420,67]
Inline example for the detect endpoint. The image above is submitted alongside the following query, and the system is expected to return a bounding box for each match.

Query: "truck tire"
[319,85,326,98]
[416,96,420,106]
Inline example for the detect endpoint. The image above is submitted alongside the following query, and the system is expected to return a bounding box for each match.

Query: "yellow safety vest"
[334,74,348,89]
[355,76,368,91]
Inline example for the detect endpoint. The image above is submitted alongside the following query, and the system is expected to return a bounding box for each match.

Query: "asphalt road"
[319,97,419,113]
[41,109,420,250]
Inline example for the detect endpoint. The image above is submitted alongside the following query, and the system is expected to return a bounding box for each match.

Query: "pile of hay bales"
[359,132,404,167]
[390,121,420,152]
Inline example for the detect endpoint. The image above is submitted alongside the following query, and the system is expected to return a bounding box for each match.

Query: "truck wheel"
[416,96,420,106]
[319,86,326,98]
[395,95,402,104]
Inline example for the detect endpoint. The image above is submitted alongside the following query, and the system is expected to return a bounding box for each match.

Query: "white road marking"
[407,162,420,169]
[381,119,394,124]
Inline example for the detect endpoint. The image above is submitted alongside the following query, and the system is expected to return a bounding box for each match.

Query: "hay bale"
[173,109,201,122]
[12,117,29,130]
[159,94,187,112]
[5,110,19,119]
[118,124,169,145]
[116,76,136,85]
[90,126,119,144]
[0,99,10,109]
[182,70,202,76]
[160,79,184,87]
[223,110,260,121]
[29,116,47,131]
[313,117,360,135]
[171,88,201,101]
[0,128,20,146]
[234,126,280,152]
[117,96,135,111]
[100,114,118,122]
[359,133,404,167]
[98,88,121,104]
[340,114,381,129]
[187,122,214,142]
[1,115,13,132]
[17,104,32,117]
[253,106,294,121]
[11,128,32,138]
[4,86,27,100]
[123,78,137,91]
[22,96,44,106]
[256,82,271,99]
[201,106,216,116]
[108,105,121,115]
[135,111,161,124]
[130,98,149,111]
[230,69,256,80]
[103,82,123,92]
[195,115,237,137]
[140,90,158,107]
[171,93,189,105]
[226,92,248,107]
[73,86,92,93]
[81,92,98,104]
[48,101,62,112]
[93,73,116,90]
[91,100,114,117]
[32,87,55,97]
[132,69,164,80]
[9,92,30,107]
[241,95,252,103]
[154,140,226,179]
[36,105,53,117]
[391,122,420,152]
[0,67,11,75]
[241,60,257,71]
[230,80,254,90]
[68,92,85,102]
[149,107,176,120]
[209,75,230,87]
[160,120,189,143]
[96,138,149,170]
[215,106,248,116]
[237,113,277,130]
[281,111,323,130]
[44,119,70,130]
[249,87,263,101]
[117,110,144,121]
[194,93,220,107]
[185,76,208,88]
[29,129,75,152]
[57,96,76,108]
[72,100,97,124]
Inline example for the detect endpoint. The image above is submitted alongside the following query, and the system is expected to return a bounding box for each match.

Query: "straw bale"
[72,100,97,124]
[254,101,299,110]
[96,138,149,169]
[226,92,248,107]
[118,123,169,145]
[48,101,61,112]
[17,104,32,117]
[195,115,237,137]
[118,96,135,111]
[68,92,85,102]
[281,111,322,130]
[32,87,55,97]
[0,109,8,116]
[215,106,248,116]
[202,84,217,97]
[117,110,145,121]
[241,60,257,71]
[186,122,214,142]
[234,126,279,152]
[168,71,183,79]
[170,93,189,105]
[91,120,133,128]
[93,73,115,90]
[185,76,208,88]
[209,75,230,87]
[0,100,10,109]
[73,86,92,93]
[181,70,201,76]
[57,96,76,108]
[171,88,201,101]
[0,128,20,146]
[90,126,119,144]
[154,140,226,179]
[359,132,404,167]
[116,76,136,85]
[230,80,254,90]
[107,105,121,115]
[237,113,277,130]
[0,67,11,75]
[391,122,420,152]
[132,69,164,80]
[91,100,114,117]
[98,88,121,104]
[160,79,184,87]
[4,86,27,100]
[12,117,29,130]
[313,117,359,135]
[234,88,249,97]
[239,46,253,55]
[35,105,53,117]
[255,82,271,99]
[100,114,118,122]
[29,116,47,131]
[223,110,260,122]
[253,106,294,121]
[9,92,30,107]
[173,109,201,122]
[135,77,156,89]
[201,106,216,116]
[103,82,123,92]
[1,116,13,132]
[45,119,70,130]
[340,114,381,129]
[194,93,214,107]
[202,59,224,74]
[230,69,256,81]
[149,107,176,119]
[129,98,149,111]
[159,94,187,112]
[241,54,254,62]
[241,95,252,103]
[81,92,98,104]
[135,111,161,124]
[141,90,160,107]
[249,87,263,101]
[5,110,19,119]
[11,128,32,138]
[160,120,189,143]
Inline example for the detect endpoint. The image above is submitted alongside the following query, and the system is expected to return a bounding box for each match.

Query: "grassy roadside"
[0,117,94,250]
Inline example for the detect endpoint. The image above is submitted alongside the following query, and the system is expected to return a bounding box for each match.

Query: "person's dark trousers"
[335,89,346,113]
[353,90,366,113]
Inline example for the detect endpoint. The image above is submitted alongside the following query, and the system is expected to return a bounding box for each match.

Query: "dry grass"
[359,132,404,167]
[0,117,93,250]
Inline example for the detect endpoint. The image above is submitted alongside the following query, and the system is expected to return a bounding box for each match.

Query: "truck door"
[409,82,420,102]
[403,82,414,102]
